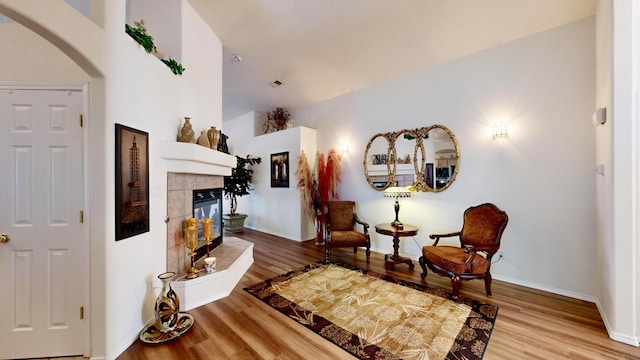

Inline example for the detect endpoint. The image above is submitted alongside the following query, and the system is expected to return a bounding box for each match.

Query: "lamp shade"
[384,186,412,199]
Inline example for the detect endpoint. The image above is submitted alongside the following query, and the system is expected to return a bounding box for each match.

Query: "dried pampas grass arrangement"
[295,149,342,221]
[295,151,315,220]
[318,149,342,206]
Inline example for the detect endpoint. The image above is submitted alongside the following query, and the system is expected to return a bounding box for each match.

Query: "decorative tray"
[139,313,194,344]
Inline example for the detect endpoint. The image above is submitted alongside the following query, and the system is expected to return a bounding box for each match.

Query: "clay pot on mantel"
[177,117,195,143]
[207,126,220,150]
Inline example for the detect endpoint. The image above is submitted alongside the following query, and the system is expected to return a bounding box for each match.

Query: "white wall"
[595,0,640,346]
[105,2,223,358]
[223,111,317,241]
[0,0,223,358]
[289,18,598,300]
[0,22,90,82]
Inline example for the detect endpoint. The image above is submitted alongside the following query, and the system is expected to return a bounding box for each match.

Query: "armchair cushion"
[329,230,367,247]
[324,200,371,263]
[422,246,489,275]
[460,205,508,247]
[328,202,357,231]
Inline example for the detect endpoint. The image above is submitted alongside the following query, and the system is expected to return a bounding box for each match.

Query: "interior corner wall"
[636,0,640,345]
[1,0,224,358]
[223,113,317,241]
[595,0,640,346]
[292,18,598,300]
[103,2,223,358]
[129,0,181,61]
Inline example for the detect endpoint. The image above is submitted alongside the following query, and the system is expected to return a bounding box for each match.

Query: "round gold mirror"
[423,124,459,192]
[363,132,395,191]
[364,124,459,192]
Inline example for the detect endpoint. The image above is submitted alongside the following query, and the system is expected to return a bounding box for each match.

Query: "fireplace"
[165,172,224,277]
[193,188,223,261]
[161,142,254,310]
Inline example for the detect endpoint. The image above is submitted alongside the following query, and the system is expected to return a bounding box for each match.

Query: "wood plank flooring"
[117,229,640,360]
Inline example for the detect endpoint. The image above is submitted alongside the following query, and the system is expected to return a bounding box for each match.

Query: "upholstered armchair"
[419,203,508,299]
[324,201,371,264]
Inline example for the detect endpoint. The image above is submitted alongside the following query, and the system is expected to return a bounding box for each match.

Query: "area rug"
[244,261,498,360]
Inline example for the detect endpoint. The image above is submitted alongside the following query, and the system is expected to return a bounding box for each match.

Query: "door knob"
[0,234,10,243]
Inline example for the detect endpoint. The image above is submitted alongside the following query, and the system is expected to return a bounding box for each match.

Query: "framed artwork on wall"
[115,124,150,240]
[270,151,290,188]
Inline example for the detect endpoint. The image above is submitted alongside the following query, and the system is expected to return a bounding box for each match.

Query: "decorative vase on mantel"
[154,272,180,333]
[177,117,195,143]
[207,126,220,150]
[196,130,210,148]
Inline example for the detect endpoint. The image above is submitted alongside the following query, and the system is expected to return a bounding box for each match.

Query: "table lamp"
[383,186,412,227]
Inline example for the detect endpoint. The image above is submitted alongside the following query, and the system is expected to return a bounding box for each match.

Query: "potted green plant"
[223,155,262,232]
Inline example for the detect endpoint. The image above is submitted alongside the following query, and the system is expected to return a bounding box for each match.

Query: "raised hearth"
[172,237,253,311]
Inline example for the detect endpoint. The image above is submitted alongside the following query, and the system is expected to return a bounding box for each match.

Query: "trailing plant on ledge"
[161,58,185,75]
[125,20,156,54]
[125,20,186,76]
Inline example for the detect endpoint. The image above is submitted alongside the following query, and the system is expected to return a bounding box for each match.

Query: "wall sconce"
[492,122,508,139]
[339,143,349,154]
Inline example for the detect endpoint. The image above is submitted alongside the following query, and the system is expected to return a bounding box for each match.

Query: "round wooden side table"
[375,223,418,271]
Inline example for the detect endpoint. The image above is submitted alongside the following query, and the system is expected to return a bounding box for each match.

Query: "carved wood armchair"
[324,201,371,264]
[419,203,508,299]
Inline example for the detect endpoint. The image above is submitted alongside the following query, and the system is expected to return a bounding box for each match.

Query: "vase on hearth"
[154,272,180,333]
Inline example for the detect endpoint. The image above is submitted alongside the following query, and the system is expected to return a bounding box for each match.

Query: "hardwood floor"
[117,229,640,360]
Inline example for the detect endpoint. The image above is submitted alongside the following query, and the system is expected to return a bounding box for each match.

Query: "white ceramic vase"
[154,272,180,333]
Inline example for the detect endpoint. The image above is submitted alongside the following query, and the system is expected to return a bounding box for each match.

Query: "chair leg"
[451,275,461,300]
[418,256,428,279]
[353,247,357,254]
[365,248,370,263]
[484,272,492,296]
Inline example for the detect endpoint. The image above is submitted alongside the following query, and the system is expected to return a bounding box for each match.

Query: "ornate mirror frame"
[363,124,460,192]
[363,132,396,191]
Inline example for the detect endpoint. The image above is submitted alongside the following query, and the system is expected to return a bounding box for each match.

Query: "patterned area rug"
[244,261,498,360]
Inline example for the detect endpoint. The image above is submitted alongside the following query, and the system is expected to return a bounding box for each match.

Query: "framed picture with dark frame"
[270,151,290,188]
[115,124,150,240]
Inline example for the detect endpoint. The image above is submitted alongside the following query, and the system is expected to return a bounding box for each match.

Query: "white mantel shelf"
[159,140,236,176]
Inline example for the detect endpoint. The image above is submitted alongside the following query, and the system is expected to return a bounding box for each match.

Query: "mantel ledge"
[159,140,236,176]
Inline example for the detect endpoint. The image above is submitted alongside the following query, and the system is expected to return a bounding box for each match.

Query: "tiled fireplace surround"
[166,172,222,276]
[161,141,253,311]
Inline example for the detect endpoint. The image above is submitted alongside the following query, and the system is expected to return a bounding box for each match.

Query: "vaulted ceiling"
[187,0,597,121]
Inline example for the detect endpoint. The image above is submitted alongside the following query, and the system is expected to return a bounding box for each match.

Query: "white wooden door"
[0,86,86,359]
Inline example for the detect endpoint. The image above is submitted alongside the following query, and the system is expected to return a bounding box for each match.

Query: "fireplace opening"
[193,188,223,261]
